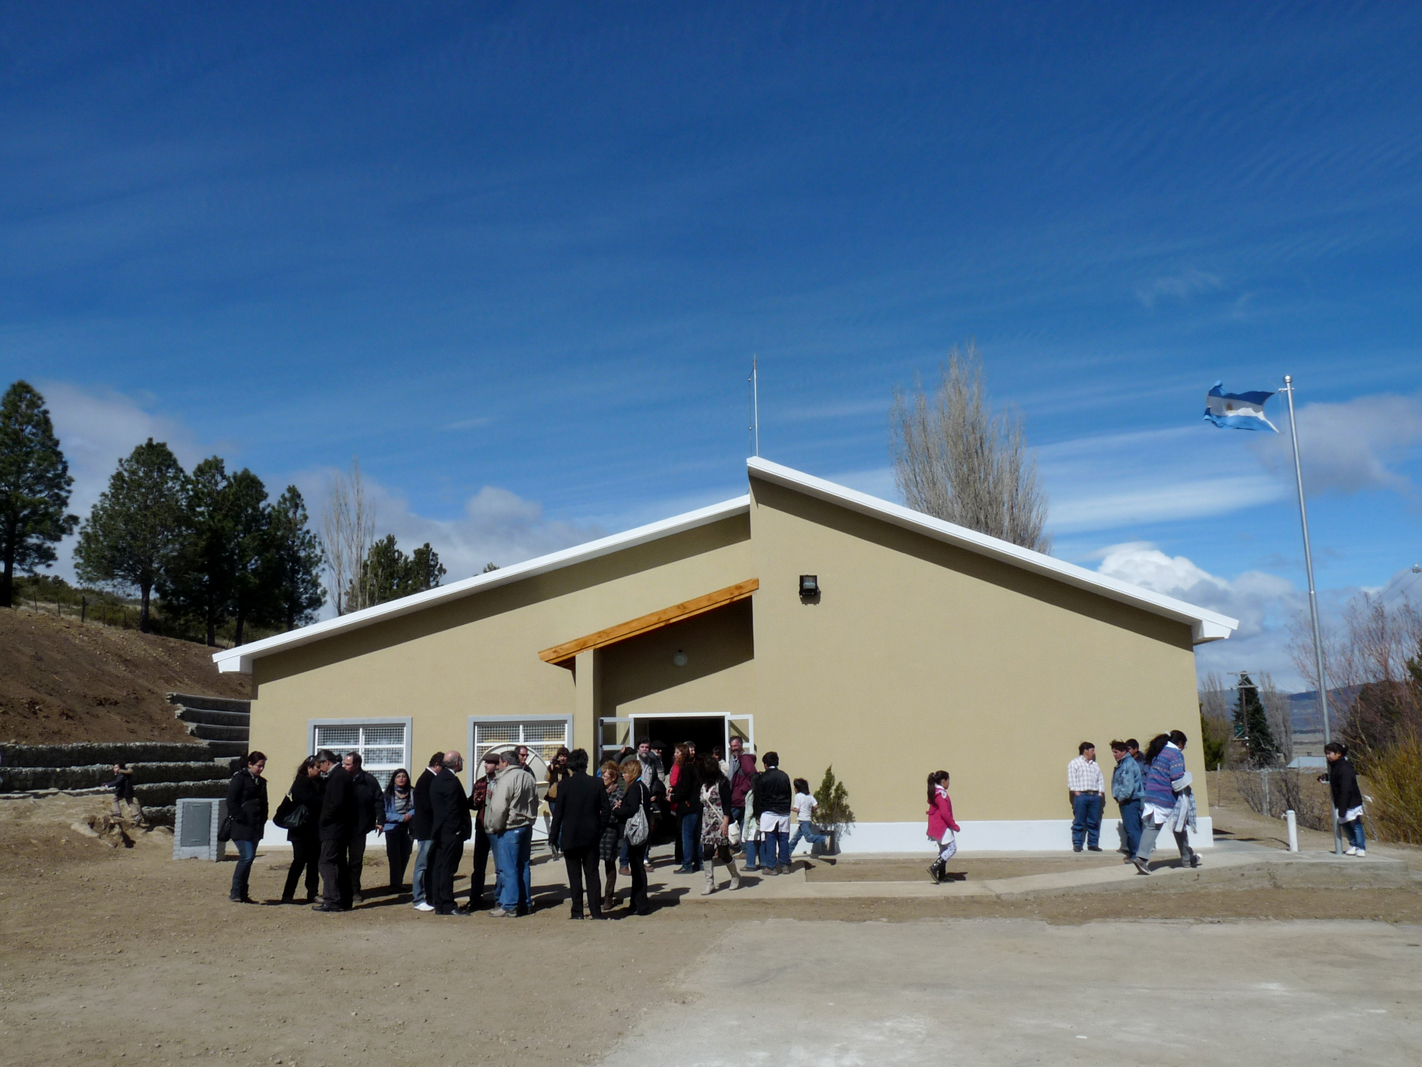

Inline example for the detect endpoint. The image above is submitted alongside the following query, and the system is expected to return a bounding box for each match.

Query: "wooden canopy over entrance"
[538,578,759,668]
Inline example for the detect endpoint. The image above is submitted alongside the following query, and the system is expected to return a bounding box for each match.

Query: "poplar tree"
[0,382,77,606]
[74,439,187,632]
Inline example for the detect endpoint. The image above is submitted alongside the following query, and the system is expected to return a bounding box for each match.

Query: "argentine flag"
[1204,381,1278,432]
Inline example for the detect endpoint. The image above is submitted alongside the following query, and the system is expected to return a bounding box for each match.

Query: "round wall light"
[672,649,688,667]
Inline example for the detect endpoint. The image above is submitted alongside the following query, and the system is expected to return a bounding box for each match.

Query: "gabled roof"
[215,458,1236,675]
[213,495,750,674]
[747,457,1237,644]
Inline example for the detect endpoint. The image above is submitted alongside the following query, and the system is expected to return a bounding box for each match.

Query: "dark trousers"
[678,811,703,870]
[626,841,650,914]
[1072,793,1104,849]
[1117,798,1143,855]
[347,833,368,898]
[384,824,413,888]
[431,833,463,914]
[283,836,320,900]
[469,826,492,910]
[318,837,353,909]
[563,845,602,916]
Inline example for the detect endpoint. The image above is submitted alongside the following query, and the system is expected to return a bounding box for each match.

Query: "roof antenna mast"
[748,355,759,457]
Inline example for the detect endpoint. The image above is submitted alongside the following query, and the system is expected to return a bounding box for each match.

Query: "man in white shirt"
[1067,742,1106,853]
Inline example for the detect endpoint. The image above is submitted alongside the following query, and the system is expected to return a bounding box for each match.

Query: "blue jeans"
[764,829,790,868]
[1117,798,1143,855]
[1343,817,1366,850]
[230,839,257,899]
[788,822,827,853]
[411,838,433,904]
[678,812,703,871]
[1071,793,1104,848]
[494,826,532,912]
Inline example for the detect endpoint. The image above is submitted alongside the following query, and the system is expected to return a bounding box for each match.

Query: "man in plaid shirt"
[1067,741,1106,852]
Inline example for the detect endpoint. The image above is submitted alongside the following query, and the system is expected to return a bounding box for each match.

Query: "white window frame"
[467,715,574,783]
[309,717,413,788]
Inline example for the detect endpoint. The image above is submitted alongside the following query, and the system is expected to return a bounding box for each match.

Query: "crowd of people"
[220,736,832,917]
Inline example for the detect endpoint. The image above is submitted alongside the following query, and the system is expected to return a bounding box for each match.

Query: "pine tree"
[1232,673,1279,767]
[263,486,326,631]
[811,765,855,838]
[74,439,187,632]
[0,382,77,607]
[349,535,446,607]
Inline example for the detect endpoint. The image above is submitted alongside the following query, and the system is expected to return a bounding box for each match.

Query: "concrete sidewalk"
[658,841,1415,901]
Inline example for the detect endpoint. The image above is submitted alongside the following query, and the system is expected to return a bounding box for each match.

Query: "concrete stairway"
[168,692,250,757]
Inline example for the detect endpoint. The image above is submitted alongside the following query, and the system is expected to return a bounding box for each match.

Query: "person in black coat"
[548,749,612,919]
[409,752,443,911]
[612,756,655,916]
[280,756,324,903]
[225,751,269,903]
[314,749,357,912]
[429,751,473,915]
[752,752,794,875]
[345,753,385,905]
[1321,742,1368,856]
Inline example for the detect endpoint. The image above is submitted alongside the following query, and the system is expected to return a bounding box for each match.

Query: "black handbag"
[275,794,309,830]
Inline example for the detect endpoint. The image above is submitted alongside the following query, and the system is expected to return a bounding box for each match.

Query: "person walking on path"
[280,756,323,903]
[409,752,443,912]
[697,753,740,894]
[670,743,704,874]
[225,751,269,903]
[485,748,539,917]
[548,748,612,919]
[343,753,384,905]
[429,751,472,916]
[1321,742,1367,856]
[753,752,794,875]
[381,768,415,891]
[314,748,357,911]
[1109,740,1145,859]
[106,763,146,824]
[787,777,829,857]
[468,751,501,911]
[1132,731,1201,874]
[598,760,626,912]
[1067,742,1106,852]
[925,770,961,884]
[612,756,655,916]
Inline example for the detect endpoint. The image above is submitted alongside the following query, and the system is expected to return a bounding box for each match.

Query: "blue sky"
[4,3,1420,688]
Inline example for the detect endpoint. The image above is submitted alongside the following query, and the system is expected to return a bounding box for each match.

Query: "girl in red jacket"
[926,770,960,884]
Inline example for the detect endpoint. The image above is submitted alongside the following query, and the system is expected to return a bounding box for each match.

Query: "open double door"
[597,713,754,764]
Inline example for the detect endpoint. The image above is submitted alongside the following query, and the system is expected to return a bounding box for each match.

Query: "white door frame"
[615,711,753,758]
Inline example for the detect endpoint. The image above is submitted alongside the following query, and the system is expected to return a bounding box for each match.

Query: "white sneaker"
[1355,849,1366,857]
[1344,846,1358,856]
[413,902,435,912]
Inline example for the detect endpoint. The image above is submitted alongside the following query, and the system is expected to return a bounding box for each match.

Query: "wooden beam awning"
[538,578,759,668]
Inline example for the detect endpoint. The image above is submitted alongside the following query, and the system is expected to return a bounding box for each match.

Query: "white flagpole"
[1282,374,1342,855]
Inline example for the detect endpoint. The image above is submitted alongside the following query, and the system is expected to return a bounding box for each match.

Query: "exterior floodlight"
[799,575,819,599]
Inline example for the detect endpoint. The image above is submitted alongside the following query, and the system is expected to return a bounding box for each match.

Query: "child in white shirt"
[788,778,829,855]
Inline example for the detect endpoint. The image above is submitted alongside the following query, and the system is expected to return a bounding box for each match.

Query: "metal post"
[1282,375,1342,855]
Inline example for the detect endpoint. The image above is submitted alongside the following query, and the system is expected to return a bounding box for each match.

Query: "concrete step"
[182,722,250,743]
[134,779,229,806]
[0,741,212,768]
[175,706,250,728]
[2,760,232,792]
[167,692,251,715]
[204,740,250,759]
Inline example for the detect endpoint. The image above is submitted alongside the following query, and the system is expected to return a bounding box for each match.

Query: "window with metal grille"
[472,718,571,766]
[312,722,410,787]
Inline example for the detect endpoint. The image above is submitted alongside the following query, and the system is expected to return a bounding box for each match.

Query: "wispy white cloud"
[1135,267,1224,308]
[440,416,492,431]
[1250,393,1422,496]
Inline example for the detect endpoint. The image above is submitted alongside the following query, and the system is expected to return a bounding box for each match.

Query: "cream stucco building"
[216,458,1236,852]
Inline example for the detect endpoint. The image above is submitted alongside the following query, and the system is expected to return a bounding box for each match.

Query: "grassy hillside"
[0,608,250,745]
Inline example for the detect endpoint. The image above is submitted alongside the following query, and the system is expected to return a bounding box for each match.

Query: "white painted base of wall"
[838,818,1214,854]
[255,822,553,850]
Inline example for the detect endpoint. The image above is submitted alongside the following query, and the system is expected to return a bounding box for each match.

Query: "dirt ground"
[0,609,249,745]
[3,793,1422,1067]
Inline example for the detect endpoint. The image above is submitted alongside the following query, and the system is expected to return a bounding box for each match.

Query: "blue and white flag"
[1204,381,1278,432]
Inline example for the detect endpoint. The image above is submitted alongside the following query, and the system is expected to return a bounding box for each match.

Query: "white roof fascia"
[747,457,1237,645]
[212,495,751,675]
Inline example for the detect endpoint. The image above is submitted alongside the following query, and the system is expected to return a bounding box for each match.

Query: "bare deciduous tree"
[320,458,377,616]
[889,343,1050,552]
[1259,672,1294,766]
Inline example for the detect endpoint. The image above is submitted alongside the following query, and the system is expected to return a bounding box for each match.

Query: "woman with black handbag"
[613,756,655,916]
[279,756,323,903]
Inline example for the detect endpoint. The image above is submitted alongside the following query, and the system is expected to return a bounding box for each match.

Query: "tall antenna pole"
[1283,374,1341,855]
[748,356,759,457]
